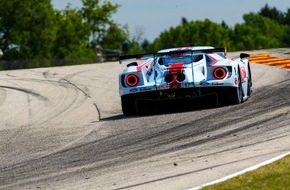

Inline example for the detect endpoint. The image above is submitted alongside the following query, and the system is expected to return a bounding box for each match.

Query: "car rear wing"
[119,47,227,64]
[119,53,155,64]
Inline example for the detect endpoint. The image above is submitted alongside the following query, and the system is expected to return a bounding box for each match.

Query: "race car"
[119,46,252,115]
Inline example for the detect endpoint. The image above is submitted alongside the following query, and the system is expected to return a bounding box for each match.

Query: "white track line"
[188,151,290,190]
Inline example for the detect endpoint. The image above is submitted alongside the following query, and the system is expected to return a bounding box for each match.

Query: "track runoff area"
[188,53,290,190]
[249,53,290,70]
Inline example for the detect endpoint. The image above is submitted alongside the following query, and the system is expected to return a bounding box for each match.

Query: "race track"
[0,52,290,190]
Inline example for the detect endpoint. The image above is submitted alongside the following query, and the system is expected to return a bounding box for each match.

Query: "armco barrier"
[249,53,290,69]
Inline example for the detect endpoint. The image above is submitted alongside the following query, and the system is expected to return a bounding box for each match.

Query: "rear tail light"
[126,74,139,87]
[213,67,227,80]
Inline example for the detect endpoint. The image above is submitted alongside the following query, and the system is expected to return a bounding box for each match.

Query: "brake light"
[213,67,227,80]
[126,74,139,87]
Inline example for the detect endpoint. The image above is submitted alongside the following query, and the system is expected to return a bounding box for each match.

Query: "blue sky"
[51,0,290,42]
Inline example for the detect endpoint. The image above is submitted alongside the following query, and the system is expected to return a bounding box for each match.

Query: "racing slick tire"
[247,63,252,97]
[121,94,137,115]
[223,69,243,105]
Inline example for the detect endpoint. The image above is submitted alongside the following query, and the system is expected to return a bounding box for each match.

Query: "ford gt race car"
[119,46,252,115]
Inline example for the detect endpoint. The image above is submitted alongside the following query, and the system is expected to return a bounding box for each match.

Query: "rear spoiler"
[119,53,154,64]
[119,47,227,64]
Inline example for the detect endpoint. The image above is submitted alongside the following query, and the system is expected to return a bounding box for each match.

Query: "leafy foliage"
[148,19,232,52]
[0,0,57,60]
[259,4,287,25]
[148,4,290,53]
[0,2,289,70]
[53,6,92,62]
[231,13,287,51]
[81,0,119,46]
[258,4,290,47]
[0,0,123,69]
[100,23,128,50]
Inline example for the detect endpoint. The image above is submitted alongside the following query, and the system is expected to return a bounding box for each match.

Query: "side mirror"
[240,53,250,59]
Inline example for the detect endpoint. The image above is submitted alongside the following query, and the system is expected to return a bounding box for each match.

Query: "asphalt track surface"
[0,52,290,190]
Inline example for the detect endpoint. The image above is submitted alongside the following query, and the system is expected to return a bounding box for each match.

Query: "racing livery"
[119,46,252,115]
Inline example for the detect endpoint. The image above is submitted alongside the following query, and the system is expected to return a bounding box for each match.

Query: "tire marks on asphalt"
[0,69,100,170]
[0,85,48,101]
[1,61,289,190]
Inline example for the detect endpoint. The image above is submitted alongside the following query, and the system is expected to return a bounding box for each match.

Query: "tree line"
[0,1,289,70]
[147,4,290,52]
[0,0,127,69]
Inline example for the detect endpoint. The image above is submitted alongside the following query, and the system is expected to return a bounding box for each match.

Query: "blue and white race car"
[119,46,252,115]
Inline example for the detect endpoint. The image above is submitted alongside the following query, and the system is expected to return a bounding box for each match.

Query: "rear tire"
[222,70,243,105]
[121,95,137,115]
[247,63,252,96]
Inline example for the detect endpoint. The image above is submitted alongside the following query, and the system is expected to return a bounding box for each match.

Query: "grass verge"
[202,155,290,190]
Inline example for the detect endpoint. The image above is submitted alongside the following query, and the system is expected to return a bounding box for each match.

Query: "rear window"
[160,54,203,66]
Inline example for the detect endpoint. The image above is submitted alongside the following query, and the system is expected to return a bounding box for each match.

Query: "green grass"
[202,155,290,190]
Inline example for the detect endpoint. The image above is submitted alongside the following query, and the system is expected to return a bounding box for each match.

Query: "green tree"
[285,9,290,25]
[128,38,144,54]
[181,17,189,26]
[100,23,129,50]
[0,0,57,60]
[52,6,94,62]
[259,4,285,25]
[232,13,287,50]
[141,39,150,53]
[221,20,229,29]
[148,19,231,52]
[258,4,290,47]
[283,9,290,46]
[81,0,120,47]
[0,0,125,66]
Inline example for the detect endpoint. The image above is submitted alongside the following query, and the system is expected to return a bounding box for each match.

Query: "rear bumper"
[134,93,219,113]
[121,86,236,100]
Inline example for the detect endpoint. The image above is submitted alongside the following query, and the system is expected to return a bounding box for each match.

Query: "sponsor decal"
[212,82,225,86]
[183,82,194,88]
[175,47,192,51]
[129,88,138,92]
[140,87,153,91]
[200,81,210,86]
[157,85,169,90]
[240,66,247,82]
